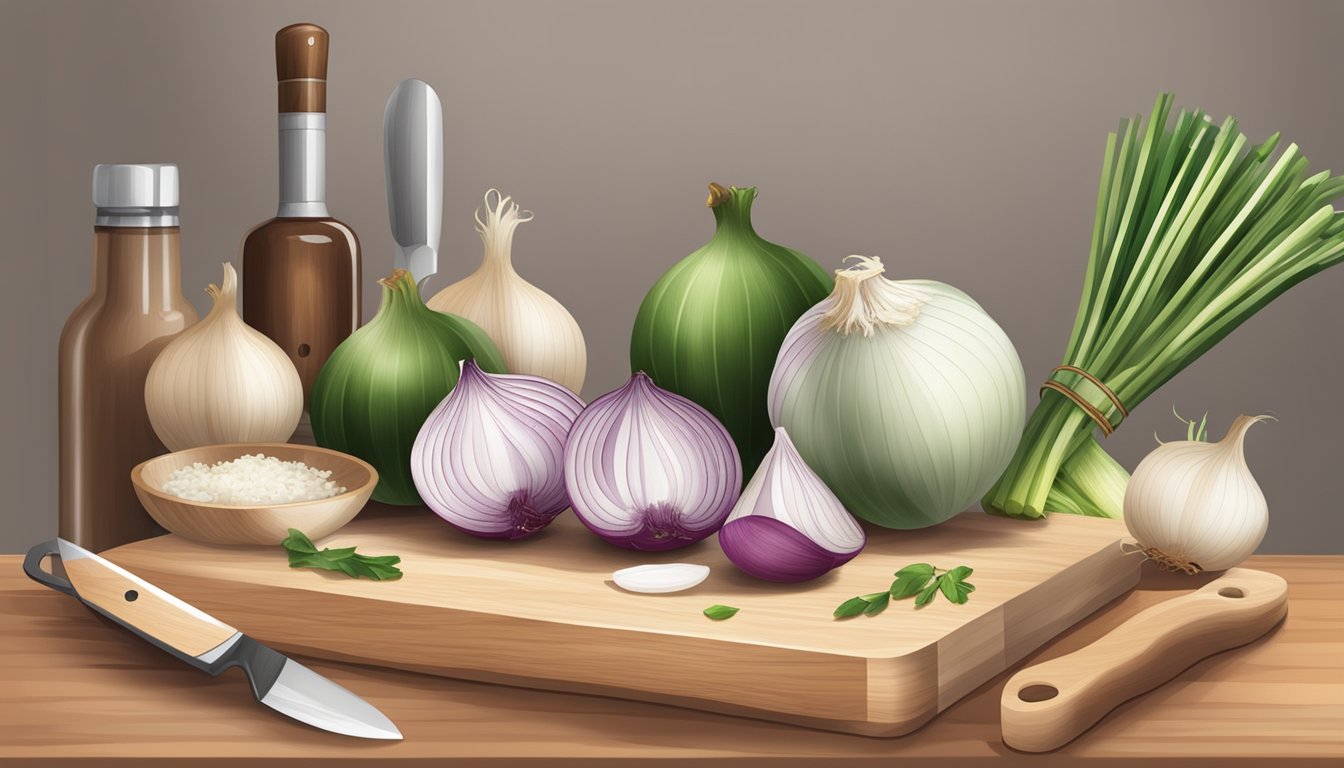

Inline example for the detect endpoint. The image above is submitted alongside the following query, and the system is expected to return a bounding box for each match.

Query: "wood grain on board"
[1,555,1338,766]
[96,508,1139,736]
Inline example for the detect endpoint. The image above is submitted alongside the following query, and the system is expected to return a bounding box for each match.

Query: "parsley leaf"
[835,562,977,618]
[939,574,966,604]
[282,529,319,555]
[945,565,974,582]
[890,563,936,599]
[862,592,890,616]
[703,604,740,620]
[281,528,403,581]
[833,597,871,619]
[914,578,942,607]
[834,592,890,620]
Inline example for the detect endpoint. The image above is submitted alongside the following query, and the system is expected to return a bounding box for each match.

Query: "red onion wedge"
[719,427,865,582]
[411,360,585,540]
[563,372,741,551]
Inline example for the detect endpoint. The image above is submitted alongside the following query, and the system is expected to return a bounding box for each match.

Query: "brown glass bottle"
[60,164,198,552]
[242,22,360,435]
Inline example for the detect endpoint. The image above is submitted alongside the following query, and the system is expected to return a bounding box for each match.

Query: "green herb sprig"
[834,563,975,619]
[281,529,403,581]
[703,604,740,621]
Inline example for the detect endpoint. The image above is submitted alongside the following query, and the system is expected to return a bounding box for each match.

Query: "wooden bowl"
[131,443,377,546]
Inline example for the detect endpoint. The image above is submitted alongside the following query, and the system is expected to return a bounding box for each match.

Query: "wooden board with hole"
[102,507,1140,736]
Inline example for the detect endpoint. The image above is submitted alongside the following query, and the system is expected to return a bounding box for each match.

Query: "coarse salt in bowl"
[131,443,377,546]
[160,453,348,505]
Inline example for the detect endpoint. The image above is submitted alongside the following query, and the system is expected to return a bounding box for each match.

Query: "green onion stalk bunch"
[985,93,1344,519]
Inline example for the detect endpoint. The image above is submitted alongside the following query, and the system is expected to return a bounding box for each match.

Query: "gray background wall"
[1,0,1340,553]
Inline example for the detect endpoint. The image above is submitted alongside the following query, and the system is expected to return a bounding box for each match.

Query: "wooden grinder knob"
[275,22,328,113]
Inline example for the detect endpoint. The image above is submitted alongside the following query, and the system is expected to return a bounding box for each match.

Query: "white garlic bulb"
[1123,415,1271,573]
[427,190,587,393]
[145,263,303,450]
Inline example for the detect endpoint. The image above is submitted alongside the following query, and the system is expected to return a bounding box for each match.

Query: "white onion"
[768,256,1025,529]
[563,372,741,550]
[411,360,584,539]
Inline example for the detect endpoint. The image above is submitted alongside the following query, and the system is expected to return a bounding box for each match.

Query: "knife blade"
[22,539,401,740]
[384,78,443,291]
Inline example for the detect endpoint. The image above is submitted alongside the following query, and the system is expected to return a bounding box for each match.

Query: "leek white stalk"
[145,263,303,451]
[428,190,587,393]
[1124,415,1271,573]
[769,256,1025,529]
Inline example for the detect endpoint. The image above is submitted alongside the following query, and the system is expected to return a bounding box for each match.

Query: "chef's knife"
[23,539,401,740]
[384,78,443,291]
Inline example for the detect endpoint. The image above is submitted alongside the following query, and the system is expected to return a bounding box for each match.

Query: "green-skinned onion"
[631,183,833,478]
[311,269,506,505]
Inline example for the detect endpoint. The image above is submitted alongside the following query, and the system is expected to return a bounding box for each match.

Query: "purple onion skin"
[718,516,861,582]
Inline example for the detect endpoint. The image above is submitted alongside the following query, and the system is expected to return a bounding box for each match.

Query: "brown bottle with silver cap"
[241,22,361,443]
[59,163,199,551]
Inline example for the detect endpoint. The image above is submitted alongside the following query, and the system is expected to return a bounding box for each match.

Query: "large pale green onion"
[630,183,832,479]
[768,256,1025,529]
[985,93,1344,519]
[312,269,506,505]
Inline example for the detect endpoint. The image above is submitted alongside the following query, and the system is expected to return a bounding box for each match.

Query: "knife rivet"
[124,590,138,602]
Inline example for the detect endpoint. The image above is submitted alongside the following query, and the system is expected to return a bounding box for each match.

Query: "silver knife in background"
[23,539,402,740]
[384,78,443,292]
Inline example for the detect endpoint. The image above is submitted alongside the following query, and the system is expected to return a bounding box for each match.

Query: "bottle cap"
[92,163,180,226]
[92,163,179,207]
[276,22,329,113]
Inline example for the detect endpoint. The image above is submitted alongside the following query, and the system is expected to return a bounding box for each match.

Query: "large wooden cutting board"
[103,507,1139,737]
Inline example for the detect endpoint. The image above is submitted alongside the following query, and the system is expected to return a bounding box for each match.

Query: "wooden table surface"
[2,553,1340,766]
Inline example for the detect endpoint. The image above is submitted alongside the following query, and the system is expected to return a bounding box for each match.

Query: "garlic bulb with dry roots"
[1124,415,1272,574]
[428,190,587,393]
[145,263,303,450]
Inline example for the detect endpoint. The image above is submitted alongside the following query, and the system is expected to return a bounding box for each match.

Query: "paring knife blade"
[384,78,443,291]
[22,539,401,741]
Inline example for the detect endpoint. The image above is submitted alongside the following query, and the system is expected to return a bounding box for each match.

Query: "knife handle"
[23,540,75,596]
[25,539,240,663]
[1001,568,1288,753]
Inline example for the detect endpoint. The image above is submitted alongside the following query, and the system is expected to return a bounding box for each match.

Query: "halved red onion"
[719,427,865,581]
[411,360,585,539]
[563,372,741,551]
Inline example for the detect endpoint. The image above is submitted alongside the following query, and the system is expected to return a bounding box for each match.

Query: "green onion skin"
[312,271,507,505]
[630,186,832,479]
